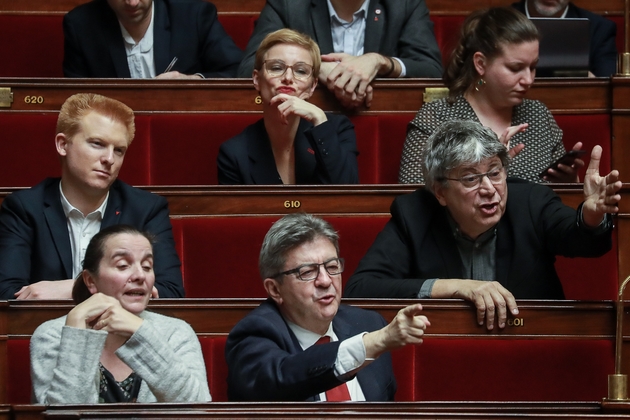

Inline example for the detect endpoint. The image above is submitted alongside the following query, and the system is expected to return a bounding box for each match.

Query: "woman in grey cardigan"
[30,225,211,404]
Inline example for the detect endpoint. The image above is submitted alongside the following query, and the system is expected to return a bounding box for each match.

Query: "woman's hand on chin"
[66,293,143,337]
[270,94,327,126]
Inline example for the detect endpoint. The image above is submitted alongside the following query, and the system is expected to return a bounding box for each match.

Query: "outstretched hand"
[363,304,430,359]
[582,145,621,227]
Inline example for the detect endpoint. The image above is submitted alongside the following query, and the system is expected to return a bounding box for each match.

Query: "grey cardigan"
[30,310,211,403]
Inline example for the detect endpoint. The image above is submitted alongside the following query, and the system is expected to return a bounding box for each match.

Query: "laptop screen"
[531,18,590,77]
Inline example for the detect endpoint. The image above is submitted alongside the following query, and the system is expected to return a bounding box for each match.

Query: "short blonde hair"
[254,29,321,79]
[56,93,135,144]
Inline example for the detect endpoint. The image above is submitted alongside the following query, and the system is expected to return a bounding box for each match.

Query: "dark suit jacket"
[217,114,359,184]
[63,0,243,78]
[237,0,442,78]
[512,1,617,77]
[0,178,185,299]
[344,180,612,299]
[225,299,396,401]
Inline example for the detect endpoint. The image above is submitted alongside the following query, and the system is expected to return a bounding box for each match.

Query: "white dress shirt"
[524,0,569,18]
[286,320,367,401]
[59,183,108,278]
[119,2,156,78]
[326,0,406,76]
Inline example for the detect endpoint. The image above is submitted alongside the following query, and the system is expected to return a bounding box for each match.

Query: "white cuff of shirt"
[393,57,406,78]
[334,332,368,377]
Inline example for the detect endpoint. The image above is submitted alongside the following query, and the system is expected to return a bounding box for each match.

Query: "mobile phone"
[539,150,587,178]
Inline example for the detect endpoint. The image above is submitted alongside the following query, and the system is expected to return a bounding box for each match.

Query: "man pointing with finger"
[345,120,621,330]
[225,213,430,401]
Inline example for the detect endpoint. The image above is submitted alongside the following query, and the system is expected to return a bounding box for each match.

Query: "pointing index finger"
[402,303,424,317]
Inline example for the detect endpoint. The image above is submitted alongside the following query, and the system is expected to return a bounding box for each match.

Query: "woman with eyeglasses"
[217,29,359,184]
[398,7,584,184]
[30,225,211,404]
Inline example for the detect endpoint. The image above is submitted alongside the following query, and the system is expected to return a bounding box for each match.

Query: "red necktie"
[315,336,351,402]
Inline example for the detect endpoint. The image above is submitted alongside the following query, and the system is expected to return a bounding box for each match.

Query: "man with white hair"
[345,120,621,330]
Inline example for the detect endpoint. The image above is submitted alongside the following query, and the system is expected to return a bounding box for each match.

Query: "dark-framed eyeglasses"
[272,258,345,281]
[440,166,506,189]
[263,59,313,81]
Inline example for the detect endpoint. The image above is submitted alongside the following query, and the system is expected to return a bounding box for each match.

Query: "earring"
[474,78,486,92]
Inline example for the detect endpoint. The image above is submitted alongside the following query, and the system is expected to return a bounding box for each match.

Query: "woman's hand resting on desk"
[270,93,328,126]
[65,293,143,337]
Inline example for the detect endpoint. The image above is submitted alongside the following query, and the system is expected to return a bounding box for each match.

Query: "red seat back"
[430,15,466,68]
[176,215,390,298]
[555,230,618,300]
[150,114,260,185]
[610,16,624,55]
[555,114,611,180]
[0,113,150,187]
[412,338,613,401]
[348,116,379,184]
[0,114,60,186]
[199,336,229,402]
[375,114,415,184]
[0,111,614,187]
[117,115,151,185]
[7,338,32,403]
[0,15,64,77]
[217,15,256,52]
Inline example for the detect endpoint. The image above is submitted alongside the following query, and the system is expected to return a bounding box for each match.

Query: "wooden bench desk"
[0,77,610,113]
[1,299,628,405]
[9,401,630,420]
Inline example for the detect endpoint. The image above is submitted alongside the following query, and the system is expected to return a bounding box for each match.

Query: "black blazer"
[0,178,184,299]
[217,114,359,184]
[63,0,243,78]
[237,0,442,77]
[512,1,617,77]
[344,180,612,299]
[225,299,396,401]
